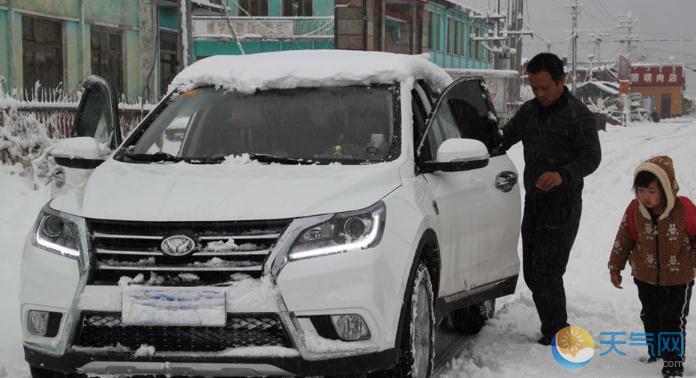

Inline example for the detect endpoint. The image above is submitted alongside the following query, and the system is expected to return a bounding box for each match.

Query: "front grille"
[86,219,290,285]
[74,312,291,352]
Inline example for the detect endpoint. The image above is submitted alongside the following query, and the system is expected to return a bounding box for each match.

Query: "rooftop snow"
[168,50,452,94]
[577,81,620,95]
[631,62,685,68]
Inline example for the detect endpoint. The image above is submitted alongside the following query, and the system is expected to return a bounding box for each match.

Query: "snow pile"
[168,50,452,94]
[0,105,57,181]
[301,327,378,355]
[222,153,260,166]
[134,344,156,357]
[71,343,131,354]
[217,346,299,357]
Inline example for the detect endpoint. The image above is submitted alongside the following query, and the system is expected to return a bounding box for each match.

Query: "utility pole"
[471,0,532,71]
[571,0,578,93]
[617,12,639,60]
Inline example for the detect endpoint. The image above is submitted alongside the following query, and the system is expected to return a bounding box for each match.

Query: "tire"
[446,299,495,334]
[375,263,434,378]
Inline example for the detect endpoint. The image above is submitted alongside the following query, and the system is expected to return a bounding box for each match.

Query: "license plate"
[122,287,226,326]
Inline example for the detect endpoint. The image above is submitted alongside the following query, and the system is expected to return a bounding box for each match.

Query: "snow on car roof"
[168,50,452,94]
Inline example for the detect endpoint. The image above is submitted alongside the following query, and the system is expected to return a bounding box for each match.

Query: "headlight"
[288,201,386,260]
[32,205,82,259]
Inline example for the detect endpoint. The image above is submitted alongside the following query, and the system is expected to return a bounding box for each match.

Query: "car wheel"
[446,299,495,334]
[376,262,434,378]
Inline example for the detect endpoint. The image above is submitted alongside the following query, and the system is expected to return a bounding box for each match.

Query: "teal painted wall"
[0,10,8,88]
[158,7,179,29]
[193,39,334,59]
[65,21,81,92]
[84,0,139,27]
[80,23,91,88]
[426,3,492,70]
[125,30,140,100]
[314,0,333,17]
[0,1,144,99]
[10,0,81,20]
[8,11,21,91]
[269,0,281,16]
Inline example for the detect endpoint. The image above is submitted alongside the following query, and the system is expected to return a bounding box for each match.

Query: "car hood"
[50,159,402,221]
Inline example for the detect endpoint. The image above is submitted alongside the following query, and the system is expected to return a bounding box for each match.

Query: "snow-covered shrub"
[0,102,58,181]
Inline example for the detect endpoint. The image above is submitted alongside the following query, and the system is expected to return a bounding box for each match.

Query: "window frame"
[238,0,269,16]
[90,25,124,99]
[282,0,313,17]
[21,15,64,98]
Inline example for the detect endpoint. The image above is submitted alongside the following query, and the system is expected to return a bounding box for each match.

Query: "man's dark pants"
[635,278,693,370]
[521,192,582,338]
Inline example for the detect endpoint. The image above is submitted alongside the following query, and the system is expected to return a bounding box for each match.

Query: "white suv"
[21,50,520,378]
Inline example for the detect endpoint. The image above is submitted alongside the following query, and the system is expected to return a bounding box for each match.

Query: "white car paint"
[20,50,521,377]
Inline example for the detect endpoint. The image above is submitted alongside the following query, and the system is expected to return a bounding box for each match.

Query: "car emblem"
[161,235,196,257]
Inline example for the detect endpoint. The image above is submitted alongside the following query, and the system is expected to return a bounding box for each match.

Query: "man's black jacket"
[501,87,601,196]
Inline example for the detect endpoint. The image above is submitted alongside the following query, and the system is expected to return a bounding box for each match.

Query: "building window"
[430,12,440,51]
[283,0,312,16]
[454,21,460,55]
[160,30,179,97]
[447,18,453,54]
[239,0,269,16]
[91,26,124,98]
[468,25,475,58]
[22,15,63,97]
[471,27,481,60]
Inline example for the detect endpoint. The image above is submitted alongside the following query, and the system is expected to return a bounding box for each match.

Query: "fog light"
[27,311,62,337]
[330,314,371,341]
[27,310,49,336]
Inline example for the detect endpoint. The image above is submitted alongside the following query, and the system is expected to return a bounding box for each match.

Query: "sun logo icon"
[551,326,595,371]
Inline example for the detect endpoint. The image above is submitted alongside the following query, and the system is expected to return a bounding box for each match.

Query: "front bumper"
[20,211,414,376]
[24,346,398,376]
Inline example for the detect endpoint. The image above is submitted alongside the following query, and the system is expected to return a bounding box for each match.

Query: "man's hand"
[610,270,623,289]
[535,171,563,191]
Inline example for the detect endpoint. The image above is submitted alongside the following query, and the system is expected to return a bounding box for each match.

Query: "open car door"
[48,75,121,196]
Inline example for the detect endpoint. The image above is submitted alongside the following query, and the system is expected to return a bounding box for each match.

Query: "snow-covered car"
[20,50,520,377]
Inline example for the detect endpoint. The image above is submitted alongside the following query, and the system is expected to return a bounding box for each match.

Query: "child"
[608,156,696,378]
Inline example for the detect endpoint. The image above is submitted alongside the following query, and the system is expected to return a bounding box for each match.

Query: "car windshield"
[117,85,399,164]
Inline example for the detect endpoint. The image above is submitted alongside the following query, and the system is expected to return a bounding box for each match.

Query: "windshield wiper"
[251,153,315,165]
[123,151,183,163]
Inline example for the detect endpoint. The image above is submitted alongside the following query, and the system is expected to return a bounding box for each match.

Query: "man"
[500,53,602,345]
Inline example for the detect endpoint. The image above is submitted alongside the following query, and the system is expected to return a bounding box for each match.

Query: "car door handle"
[495,171,518,192]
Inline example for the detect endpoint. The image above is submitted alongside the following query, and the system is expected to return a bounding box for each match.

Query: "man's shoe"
[537,335,553,346]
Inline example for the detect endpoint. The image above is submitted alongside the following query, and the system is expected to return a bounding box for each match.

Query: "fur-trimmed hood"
[634,155,680,221]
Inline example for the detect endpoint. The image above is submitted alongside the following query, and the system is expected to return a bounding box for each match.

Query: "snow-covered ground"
[1,118,696,377]
[441,117,696,378]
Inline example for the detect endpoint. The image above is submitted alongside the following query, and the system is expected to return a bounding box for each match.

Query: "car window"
[118,85,400,165]
[425,94,461,159]
[72,84,114,147]
[445,80,501,154]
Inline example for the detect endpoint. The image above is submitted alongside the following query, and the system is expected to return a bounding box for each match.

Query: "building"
[0,0,493,103]
[0,0,185,101]
[190,0,335,59]
[334,0,494,69]
[629,63,685,118]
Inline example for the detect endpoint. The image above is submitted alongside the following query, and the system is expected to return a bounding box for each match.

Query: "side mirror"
[420,138,489,173]
[50,137,109,169]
